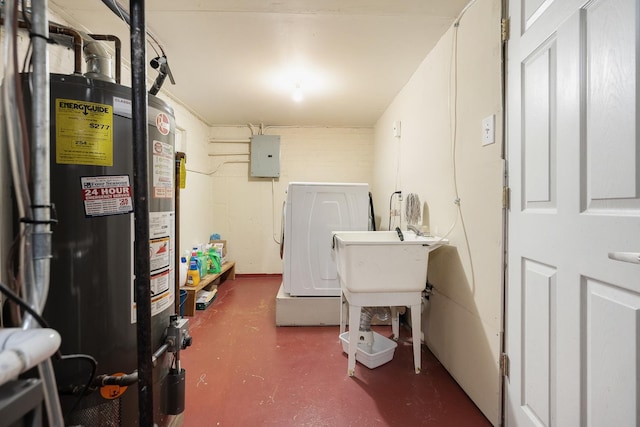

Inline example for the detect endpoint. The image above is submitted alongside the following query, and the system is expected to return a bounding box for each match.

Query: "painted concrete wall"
[372,0,503,424]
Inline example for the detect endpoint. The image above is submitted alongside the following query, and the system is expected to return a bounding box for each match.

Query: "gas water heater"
[33,73,184,426]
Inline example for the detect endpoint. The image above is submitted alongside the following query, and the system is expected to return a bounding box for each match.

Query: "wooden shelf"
[180,261,236,316]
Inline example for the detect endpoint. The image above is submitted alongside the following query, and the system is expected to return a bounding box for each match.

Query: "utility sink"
[332,231,446,293]
[333,230,448,375]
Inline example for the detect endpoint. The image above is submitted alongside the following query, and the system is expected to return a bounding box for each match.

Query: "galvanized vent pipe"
[81,32,115,82]
[30,0,66,422]
[88,34,122,83]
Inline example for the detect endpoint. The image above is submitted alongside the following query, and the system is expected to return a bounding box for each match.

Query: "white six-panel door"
[506,0,640,425]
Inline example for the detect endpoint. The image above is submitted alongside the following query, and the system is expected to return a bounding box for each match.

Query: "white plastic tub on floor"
[339,331,397,369]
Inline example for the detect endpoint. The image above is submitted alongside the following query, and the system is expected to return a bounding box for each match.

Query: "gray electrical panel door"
[250,135,280,177]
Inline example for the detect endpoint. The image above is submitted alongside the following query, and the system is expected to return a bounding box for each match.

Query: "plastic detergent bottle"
[196,250,208,278]
[186,258,200,286]
[208,248,221,274]
[179,257,188,285]
[190,248,199,267]
[191,247,202,277]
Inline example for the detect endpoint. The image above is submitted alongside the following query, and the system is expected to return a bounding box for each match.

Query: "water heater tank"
[39,73,176,426]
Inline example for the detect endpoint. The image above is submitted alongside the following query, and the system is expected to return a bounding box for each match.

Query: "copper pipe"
[47,24,82,75]
[2,17,83,75]
[88,34,121,84]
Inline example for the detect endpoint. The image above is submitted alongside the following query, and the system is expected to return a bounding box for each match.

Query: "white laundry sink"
[332,230,446,293]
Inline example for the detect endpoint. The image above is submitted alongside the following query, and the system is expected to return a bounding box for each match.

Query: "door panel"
[506,0,640,425]
[521,259,556,426]
[523,38,556,208]
[584,278,640,426]
[585,0,639,206]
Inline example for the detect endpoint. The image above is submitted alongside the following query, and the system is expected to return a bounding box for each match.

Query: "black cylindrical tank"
[40,73,176,426]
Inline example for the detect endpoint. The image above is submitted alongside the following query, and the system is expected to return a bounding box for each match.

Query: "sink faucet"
[395,227,404,241]
[407,224,422,236]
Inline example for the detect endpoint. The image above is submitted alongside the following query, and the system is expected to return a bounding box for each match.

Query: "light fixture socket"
[292,84,303,102]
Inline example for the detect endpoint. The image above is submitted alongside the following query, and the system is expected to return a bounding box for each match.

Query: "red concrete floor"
[180,275,492,427]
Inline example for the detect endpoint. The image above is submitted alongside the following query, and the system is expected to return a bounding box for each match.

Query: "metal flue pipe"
[129,0,154,425]
[31,1,53,296]
[88,34,122,83]
[29,0,64,425]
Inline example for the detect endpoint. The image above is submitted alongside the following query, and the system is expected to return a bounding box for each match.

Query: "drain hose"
[359,307,391,331]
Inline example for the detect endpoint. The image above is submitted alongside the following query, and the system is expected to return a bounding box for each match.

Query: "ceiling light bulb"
[292,85,303,102]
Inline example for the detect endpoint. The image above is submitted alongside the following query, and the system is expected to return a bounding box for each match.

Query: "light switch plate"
[482,115,495,146]
[393,120,401,138]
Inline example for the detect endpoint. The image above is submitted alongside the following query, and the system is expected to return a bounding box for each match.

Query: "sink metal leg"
[339,292,347,334]
[410,304,421,373]
[390,306,400,340]
[347,303,361,376]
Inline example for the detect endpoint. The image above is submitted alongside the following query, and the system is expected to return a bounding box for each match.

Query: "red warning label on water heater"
[156,112,170,136]
[81,175,133,217]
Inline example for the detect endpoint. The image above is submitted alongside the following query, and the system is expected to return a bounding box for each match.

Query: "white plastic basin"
[332,231,446,293]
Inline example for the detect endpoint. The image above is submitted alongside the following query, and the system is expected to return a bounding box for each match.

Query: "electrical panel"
[250,135,280,178]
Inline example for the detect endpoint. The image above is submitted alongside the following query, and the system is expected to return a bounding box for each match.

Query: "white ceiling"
[48,0,469,127]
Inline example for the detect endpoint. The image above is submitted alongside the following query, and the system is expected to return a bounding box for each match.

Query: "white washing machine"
[282,182,370,296]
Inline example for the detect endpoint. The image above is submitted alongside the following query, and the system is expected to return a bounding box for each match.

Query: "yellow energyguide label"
[56,98,113,166]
